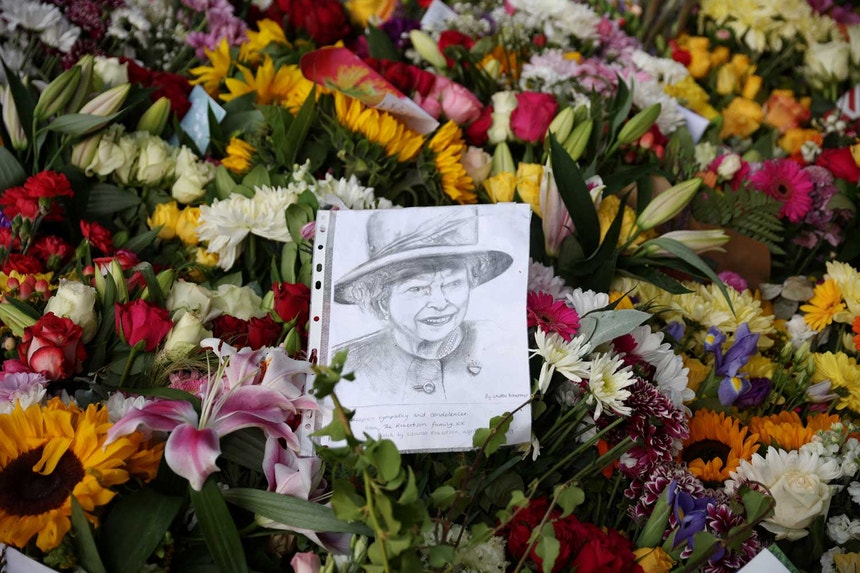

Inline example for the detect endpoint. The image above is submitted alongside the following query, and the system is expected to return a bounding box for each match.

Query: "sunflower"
[800,279,845,332]
[428,121,477,204]
[190,38,233,96]
[239,19,290,64]
[334,92,425,162]
[748,411,840,451]
[222,57,312,109]
[681,409,759,485]
[0,398,163,551]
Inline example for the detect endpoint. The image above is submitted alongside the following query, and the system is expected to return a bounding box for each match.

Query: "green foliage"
[690,185,786,255]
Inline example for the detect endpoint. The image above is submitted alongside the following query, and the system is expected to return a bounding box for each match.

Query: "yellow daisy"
[800,279,845,332]
[813,351,860,412]
[428,121,476,204]
[222,57,305,107]
[748,411,840,451]
[681,409,759,485]
[0,398,162,551]
[221,137,256,175]
[239,19,290,64]
[189,39,233,96]
[334,92,425,162]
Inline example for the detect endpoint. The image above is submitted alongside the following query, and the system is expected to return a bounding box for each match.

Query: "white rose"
[166,280,213,322]
[135,134,176,186]
[44,279,99,343]
[716,153,742,180]
[210,284,266,320]
[86,124,128,177]
[171,147,215,204]
[805,41,851,87]
[114,134,141,185]
[846,25,860,66]
[487,91,517,144]
[161,313,212,359]
[93,56,129,88]
[461,147,492,186]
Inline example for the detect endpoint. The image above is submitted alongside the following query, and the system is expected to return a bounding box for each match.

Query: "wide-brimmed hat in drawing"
[334,207,513,305]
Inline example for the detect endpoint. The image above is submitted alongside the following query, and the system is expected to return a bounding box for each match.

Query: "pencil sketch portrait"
[331,207,514,405]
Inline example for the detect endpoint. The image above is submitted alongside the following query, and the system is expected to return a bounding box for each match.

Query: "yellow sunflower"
[813,351,860,412]
[239,19,290,64]
[800,279,845,332]
[334,92,425,162]
[221,137,256,174]
[0,398,162,551]
[222,57,305,107]
[748,411,840,451]
[190,38,233,96]
[681,409,759,484]
[428,121,477,204]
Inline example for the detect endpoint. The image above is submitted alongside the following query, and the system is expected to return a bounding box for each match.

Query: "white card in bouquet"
[305,203,532,453]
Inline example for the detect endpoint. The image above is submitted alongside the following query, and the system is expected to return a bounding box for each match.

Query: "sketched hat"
[334,208,513,305]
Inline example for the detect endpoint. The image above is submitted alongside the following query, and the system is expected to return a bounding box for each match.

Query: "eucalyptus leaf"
[578,309,651,348]
[189,479,248,573]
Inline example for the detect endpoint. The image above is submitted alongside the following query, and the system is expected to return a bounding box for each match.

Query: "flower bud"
[546,106,575,145]
[0,302,37,337]
[136,96,171,136]
[109,258,129,303]
[1,85,27,150]
[616,103,661,145]
[283,327,302,357]
[491,141,515,175]
[638,229,729,256]
[481,58,501,79]
[161,312,211,360]
[33,66,81,120]
[562,119,592,161]
[409,30,447,70]
[66,54,94,113]
[635,178,701,231]
[79,83,131,117]
[70,133,102,170]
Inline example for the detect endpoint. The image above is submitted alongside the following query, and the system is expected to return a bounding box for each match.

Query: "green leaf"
[398,467,419,505]
[472,413,513,456]
[610,77,633,137]
[428,544,456,568]
[41,112,120,136]
[330,478,369,522]
[281,89,316,166]
[368,439,402,482]
[624,265,693,294]
[555,484,585,518]
[286,203,312,244]
[101,489,184,573]
[133,262,165,306]
[241,164,271,188]
[189,479,248,573]
[741,486,775,523]
[367,25,401,61]
[220,110,265,138]
[224,487,372,535]
[0,146,26,191]
[2,296,41,320]
[86,183,141,215]
[578,309,650,348]
[119,227,161,254]
[214,165,237,199]
[549,135,600,254]
[70,496,107,573]
[535,523,560,573]
[280,241,298,284]
[430,485,458,510]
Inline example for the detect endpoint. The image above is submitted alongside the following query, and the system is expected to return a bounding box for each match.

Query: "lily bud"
[109,258,129,303]
[562,119,592,161]
[79,83,131,117]
[140,268,176,301]
[616,103,661,145]
[635,178,701,231]
[638,229,729,256]
[136,96,171,135]
[33,66,81,120]
[70,133,102,170]
[409,30,447,70]
[545,106,575,145]
[0,302,37,337]
[491,141,515,175]
[66,54,95,113]
[481,58,501,79]
[1,86,27,150]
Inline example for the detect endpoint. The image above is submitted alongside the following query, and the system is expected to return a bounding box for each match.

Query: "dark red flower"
[567,520,643,573]
[115,299,174,352]
[0,186,40,220]
[94,249,139,271]
[2,254,45,275]
[212,315,250,348]
[465,104,493,146]
[269,0,352,46]
[816,147,860,184]
[123,58,193,118]
[669,40,692,66]
[18,313,86,381]
[437,30,474,68]
[248,315,282,349]
[272,282,311,329]
[31,235,74,269]
[80,220,114,254]
[24,171,74,199]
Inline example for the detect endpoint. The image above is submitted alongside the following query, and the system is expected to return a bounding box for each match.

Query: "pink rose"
[18,313,86,381]
[415,76,483,125]
[510,92,558,143]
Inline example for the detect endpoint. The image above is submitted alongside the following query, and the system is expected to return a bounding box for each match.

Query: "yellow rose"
[710,46,730,68]
[720,97,763,140]
[147,201,181,240]
[686,36,710,51]
[633,547,675,573]
[515,163,543,214]
[716,65,741,95]
[176,207,202,245]
[483,172,517,203]
[742,75,762,100]
[779,128,821,155]
[688,49,712,78]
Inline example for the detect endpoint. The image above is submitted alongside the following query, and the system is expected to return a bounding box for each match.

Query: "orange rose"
[764,90,812,133]
[720,97,764,139]
[778,128,821,155]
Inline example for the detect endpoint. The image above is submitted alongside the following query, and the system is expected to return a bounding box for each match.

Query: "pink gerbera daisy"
[527,291,580,341]
[749,159,813,223]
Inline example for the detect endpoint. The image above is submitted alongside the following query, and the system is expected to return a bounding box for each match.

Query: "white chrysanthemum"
[727,447,841,540]
[506,0,600,45]
[531,330,591,394]
[565,288,609,317]
[631,50,690,86]
[786,314,817,349]
[848,481,860,506]
[314,174,393,210]
[628,325,693,409]
[39,18,80,53]
[0,0,63,31]
[826,514,860,545]
[625,76,687,134]
[585,352,635,419]
[821,546,844,573]
[528,259,572,300]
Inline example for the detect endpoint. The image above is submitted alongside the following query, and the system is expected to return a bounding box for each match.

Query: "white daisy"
[625,75,687,135]
[585,351,636,419]
[627,325,693,409]
[39,18,80,53]
[0,0,62,31]
[314,174,393,210]
[531,329,591,394]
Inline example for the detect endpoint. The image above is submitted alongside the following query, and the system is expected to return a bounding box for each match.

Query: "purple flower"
[735,377,771,408]
[668,480,716,553]
[380,18,420,51]
[663,321,685,342]
[716,323,758,378]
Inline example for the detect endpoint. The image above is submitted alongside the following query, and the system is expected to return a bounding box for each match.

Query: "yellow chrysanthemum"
[740,355,774,379]
[334,92,425,162]
[239,19,290,64]
[0,398,162,551]
[221,137,256,175]
[748,411,840,451]
[800,279,845,332]
[429,121,477,204]
[597,195,652,251]
[813,351,860,412]
[222,57,309,108]
[681,409,759,484]
[190,39,233,96]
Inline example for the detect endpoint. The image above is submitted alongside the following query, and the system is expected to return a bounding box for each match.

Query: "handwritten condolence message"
[307,204,532,452]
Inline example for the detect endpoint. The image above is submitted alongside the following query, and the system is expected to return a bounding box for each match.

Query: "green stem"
[118,345,140,388]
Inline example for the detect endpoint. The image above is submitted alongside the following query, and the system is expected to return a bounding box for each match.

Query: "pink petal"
[165,424,221,491]
[106,399,198,444]
[290,552,321,573]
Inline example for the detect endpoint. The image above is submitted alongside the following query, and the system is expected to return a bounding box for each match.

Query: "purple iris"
[705,324,760,406]
[667,481,719,557]
[664,321,685,342]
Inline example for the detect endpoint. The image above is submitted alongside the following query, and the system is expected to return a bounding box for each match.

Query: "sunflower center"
[681,439,732,466]
[0,446,84,516]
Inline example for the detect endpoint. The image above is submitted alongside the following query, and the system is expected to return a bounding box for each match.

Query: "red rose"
[816,147,860,184]
[272,0,351,46]
[465,104,493,146]
[212,315,250,348]
[94,249,139,272]
[504,498,578,573]
[669,40,692,66]
[438,30,474,68]
[115,299,174,352]
[123,58,192,118]
[2,254,44,275]
[18,312,86,380]
[567,520,643,573]
[510,92,558,144]
[272,282,311,328]
[81,220,114,254]
[0,186,40,220]
[24,171,74,199]
[248,315,282,349]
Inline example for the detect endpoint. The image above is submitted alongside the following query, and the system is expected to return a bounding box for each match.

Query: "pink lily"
[106,339,316,490]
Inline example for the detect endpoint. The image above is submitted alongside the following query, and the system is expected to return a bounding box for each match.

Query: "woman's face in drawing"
[387,266,471,343]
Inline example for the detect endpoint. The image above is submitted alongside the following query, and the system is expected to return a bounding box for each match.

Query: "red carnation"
[2,254,44,275]
[80,220,115,254]
[24,171,74,199]
[0,186,40,220]
[31,235,74,269]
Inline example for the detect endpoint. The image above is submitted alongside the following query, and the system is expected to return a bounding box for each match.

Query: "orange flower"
[852,316,860,351]
[720,97,764,139]
[764,90,812,134]
[748,411,840,451]
[779,128,822,155]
